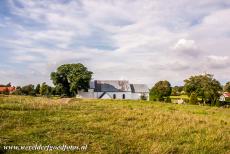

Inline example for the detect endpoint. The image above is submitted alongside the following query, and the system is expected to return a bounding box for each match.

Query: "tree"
[50,87,57,96]
[35,84,40,95]
[184,74,222,105]
[171,86,184,96]
[12,86,22,95]
[50,63,93,96]
[150,80,172,101]
[165,97,172,103]
[224,82,230,92]
[21,84,35,96]
[40,82,49,96]
[189,92,198,104]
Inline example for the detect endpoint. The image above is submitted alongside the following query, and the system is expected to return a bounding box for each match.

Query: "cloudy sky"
[0,0,230,87]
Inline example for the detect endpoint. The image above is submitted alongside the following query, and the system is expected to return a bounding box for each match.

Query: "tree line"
[11,82,55,96]
[7,63,92,97]
[2,63,230,106]
[150,74,230,106]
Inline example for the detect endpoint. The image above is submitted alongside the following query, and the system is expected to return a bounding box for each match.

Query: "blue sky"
[0,0,230,87]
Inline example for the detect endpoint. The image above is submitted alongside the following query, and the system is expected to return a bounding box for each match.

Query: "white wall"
[78,91,149,100]
[78,91,95,98]
[105,92,132,99]
[132,93,149,100]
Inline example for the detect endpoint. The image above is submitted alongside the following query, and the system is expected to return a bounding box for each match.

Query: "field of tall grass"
[0,95,230,153]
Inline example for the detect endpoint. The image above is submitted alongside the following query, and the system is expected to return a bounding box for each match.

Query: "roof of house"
[94,80,131,92]
[90,80,149,93]
[130,84,149,93]
[223,92,230,97]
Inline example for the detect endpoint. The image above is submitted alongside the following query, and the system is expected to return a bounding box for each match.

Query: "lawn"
[0,95,230,154]
[170,95,189,99]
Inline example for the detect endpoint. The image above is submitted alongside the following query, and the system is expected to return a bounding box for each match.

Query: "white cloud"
[206,55,229,69]
[174,39,196,50]
[0,0,230,86]
[208,55,228,61]
[13,55,37,62]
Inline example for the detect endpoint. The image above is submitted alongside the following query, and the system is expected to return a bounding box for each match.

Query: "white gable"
[100,93,112,99]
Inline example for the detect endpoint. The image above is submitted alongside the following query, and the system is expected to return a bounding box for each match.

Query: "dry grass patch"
[0,96,229,154]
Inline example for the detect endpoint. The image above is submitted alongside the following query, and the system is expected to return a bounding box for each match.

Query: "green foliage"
[184,74,222,105]
[21,84,36,96]
[50,87,57,96]
[189,92,198,104]
[12,84,56,97]
[215,100,221,107]
[12,86,22,95]
[225,97,230,102]
[171,86,184,96]
[51,63,93,96]
[150,80,172,101]
[35,84,40,95]
[224,82,230,92]
[165,97,171,103]
[40,82,49,96]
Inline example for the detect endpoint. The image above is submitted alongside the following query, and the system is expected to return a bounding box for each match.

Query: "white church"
[77,80,149,100]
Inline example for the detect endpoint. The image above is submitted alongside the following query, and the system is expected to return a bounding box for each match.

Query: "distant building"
[0,86,16,93]
[78,80,149,100]
[219,92,230,102]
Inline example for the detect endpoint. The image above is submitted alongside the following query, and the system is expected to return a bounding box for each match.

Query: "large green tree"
[35,84,40,95]
[171,86,184,96]
[21,84,35,96]
[184,74,222,105]
[150,80,172,101]
[51,63,93,96]
[223,82,230,92]
[40,82,49,96]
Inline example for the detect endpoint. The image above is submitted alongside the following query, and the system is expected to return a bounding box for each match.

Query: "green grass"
[0,95,230,154]
[170,95,203,101]
[170,95,189,99]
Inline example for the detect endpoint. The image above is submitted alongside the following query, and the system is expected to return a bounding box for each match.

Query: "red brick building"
[0,86,16,93]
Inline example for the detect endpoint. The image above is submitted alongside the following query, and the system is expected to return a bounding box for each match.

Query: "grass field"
[0,95,230,154]
[170,95,189,99]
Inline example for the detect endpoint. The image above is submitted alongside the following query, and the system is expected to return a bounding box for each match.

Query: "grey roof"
[94,80,131,92]
[130,84,149,93]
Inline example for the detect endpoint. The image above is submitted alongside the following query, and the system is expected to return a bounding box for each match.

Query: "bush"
[215,100,221,107]
[165,97,171,103]
[140,95,147,100]
[189,92,198,104]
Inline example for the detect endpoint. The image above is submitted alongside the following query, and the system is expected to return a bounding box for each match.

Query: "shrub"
[140,95,147,100]
[189,92,198,104]
[165,97,171,103]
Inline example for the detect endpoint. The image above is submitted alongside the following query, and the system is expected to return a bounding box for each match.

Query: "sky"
[0,0,230,87]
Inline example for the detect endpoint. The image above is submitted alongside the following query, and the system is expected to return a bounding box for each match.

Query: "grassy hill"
[0,95,229,154]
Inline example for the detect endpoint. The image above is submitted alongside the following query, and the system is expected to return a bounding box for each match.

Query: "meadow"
[0,95,230,154]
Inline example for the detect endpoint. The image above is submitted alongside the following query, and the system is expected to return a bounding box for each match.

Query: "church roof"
[90,80,149,93]
[130,84,149,93]
[94,80,131,92]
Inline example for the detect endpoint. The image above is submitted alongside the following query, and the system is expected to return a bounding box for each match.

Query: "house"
[78,80,149,100]
[219,92,230,102]
[0,86,16,93]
